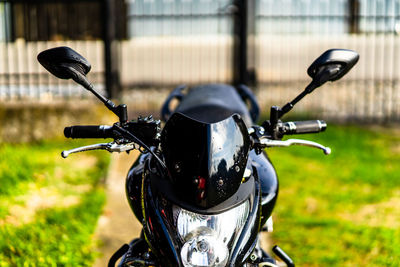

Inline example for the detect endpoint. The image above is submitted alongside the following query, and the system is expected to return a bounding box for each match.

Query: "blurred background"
[0,0,399,266]
[0,0,399,123]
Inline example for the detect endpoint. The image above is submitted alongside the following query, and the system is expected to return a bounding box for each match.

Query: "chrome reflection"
[174,201,250,267]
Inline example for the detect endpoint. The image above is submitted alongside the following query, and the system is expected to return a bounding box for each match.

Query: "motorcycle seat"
[174,84,253,126]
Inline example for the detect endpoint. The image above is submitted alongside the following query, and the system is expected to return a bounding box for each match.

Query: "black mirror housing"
[37,46,128,122]
[37,46,91,80]
[307,49,359,83]
[277,48,359,118]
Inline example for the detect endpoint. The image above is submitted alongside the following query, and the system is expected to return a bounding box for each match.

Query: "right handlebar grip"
[282,120,327,134]
[64,125,114,139]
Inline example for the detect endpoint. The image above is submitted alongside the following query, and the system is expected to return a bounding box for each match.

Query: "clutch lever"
[259,138,331,155]
[61,142,137,158]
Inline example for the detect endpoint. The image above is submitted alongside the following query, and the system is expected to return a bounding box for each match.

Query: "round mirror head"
[37,46,91,80]
[307,49,359,82]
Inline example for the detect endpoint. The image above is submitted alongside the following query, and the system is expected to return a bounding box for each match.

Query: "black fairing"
[126,149,279,230]
[141,167,182,266]
[249,150,279,226]
[126,153,148,224]
[160,112,250,210]
[140,155,262,267]
[124,83,279,266]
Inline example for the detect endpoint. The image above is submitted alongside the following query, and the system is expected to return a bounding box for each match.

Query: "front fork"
[109,237,157,267]
[110,236,294,267]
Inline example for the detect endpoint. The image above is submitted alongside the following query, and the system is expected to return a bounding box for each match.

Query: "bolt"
[250,253,257,262]
[174,163,181,173]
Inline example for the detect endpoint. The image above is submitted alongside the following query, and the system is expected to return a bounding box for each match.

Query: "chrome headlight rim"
[172,199,251,267]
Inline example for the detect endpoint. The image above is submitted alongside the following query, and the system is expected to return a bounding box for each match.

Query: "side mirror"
[307,49,359,88]
[275,48,359,120]
[37,46,91,86]
[37,46,127,122]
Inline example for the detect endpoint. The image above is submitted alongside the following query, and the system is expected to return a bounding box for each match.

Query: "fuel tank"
[125,152,148,224]
[248,150,279,226]
[126,150,278,228]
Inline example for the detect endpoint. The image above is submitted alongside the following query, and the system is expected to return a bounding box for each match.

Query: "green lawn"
[267,125,400,266]
[0,125,398,266]
[0,140,110,266]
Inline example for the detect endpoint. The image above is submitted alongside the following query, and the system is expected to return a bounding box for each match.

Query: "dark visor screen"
[161,113,250,208]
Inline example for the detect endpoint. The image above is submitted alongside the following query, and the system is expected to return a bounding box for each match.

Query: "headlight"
[174,200,250,267]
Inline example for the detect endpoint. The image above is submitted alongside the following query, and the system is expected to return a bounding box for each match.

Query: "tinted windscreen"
[161,113,250,208]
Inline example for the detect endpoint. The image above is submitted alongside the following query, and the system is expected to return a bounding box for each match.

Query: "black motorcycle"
[37,47,358,267]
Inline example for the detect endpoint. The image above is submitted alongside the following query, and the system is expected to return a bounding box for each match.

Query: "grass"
[0,140,110,266]
[267,125,400,266]
[0,125,398,266]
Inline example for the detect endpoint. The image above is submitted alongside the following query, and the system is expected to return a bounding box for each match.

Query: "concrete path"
[93,152,142,267]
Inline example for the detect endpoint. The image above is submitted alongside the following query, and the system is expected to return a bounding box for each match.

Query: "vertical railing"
[0,0,398,122]
[123,0,234,88]
[0,0,120,101]
[254,0,400,122]
[103,0,121,99]
[233,0,248,85]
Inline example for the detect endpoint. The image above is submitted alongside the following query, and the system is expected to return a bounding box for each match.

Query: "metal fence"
[0,0,123,100]
[121,0,235,88]
[0,0,399,122]
[120,0,400,122]
[253,0,400,122]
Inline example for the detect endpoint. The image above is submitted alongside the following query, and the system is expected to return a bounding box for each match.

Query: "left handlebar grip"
[64,125,114,139]
[282,120,327,135]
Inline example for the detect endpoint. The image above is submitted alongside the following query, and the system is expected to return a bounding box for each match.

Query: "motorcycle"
[37,47,358,267]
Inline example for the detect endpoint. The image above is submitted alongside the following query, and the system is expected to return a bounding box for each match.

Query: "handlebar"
[63,119,329,160]
[62,118,166,169]
[64,125,114,139]
[279,120,327,135]
[250,119,330,155]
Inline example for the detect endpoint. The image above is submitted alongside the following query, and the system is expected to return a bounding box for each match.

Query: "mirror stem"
[279,80,319,118]
[70,69,128,123]
[88,83,128,123]
[267,81,318,139]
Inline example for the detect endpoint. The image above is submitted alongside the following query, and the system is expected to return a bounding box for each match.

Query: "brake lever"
[259,138,331,155]
[61,142,137,158]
